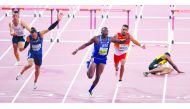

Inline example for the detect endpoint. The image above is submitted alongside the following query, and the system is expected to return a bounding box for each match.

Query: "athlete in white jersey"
[9,9,31,66]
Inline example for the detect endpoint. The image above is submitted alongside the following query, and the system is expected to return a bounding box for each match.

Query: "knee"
[28,61,33,67]
[35,70,40,75]
[28,63,33,67]
[35,68,40,72]
[27,64,32,68]
[88,75,93,79]
[19,48,23,52]
[120,60,126,66]
[28,58,34,66]
[87,71,93,79]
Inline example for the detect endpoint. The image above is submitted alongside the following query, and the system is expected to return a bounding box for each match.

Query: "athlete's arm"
[110,36,128,44]
[113,34,118,38]
[72,36,95,55]
[9,23,16,36]
[19,36,30,52]
[166,55,184,73]
[130,35,145,49]
[21,20,31,33]
[40,13,63,38]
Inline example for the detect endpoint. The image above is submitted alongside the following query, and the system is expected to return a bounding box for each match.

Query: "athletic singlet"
[114,33,131,55]
[29,32,43,54]
[152,54,168,65]
[11,19,25,36]
[92,35,111,60]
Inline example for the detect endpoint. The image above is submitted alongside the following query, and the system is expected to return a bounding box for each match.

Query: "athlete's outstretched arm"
[167,56,184,73]
[113,34,117,38]
[19,36,30,52]
[21,20,31,33]
[40,13,63,37]
[110,36,128,44]
[130,35,146,49]
[72,37,95,55]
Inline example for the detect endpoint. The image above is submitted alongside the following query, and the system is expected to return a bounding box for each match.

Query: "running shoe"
[143,72,149,77]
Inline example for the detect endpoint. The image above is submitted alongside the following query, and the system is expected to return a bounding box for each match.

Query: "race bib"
[99,47,108,55]
[119,44,128,51]
[18,30,24,35]
[15,28,24,36]
[32,44,41,51]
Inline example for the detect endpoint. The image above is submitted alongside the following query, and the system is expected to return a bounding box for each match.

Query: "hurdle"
[170,9,190,44]
[171,9,190,31]
[80,8,131,29]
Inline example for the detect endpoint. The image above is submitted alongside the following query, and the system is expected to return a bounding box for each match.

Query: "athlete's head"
[165,52,171,57]
[121,24,129,36]
[31,27,38,39]
[101,27,108,37]
[12,8,20,20]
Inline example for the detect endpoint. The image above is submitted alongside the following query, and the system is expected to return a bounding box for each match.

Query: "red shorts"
[114,53,127,64]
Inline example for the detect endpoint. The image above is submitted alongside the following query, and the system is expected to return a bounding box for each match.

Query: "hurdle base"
[171,40,174,44]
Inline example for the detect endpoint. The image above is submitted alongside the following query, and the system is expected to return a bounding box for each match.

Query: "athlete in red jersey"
[114,24,146,82]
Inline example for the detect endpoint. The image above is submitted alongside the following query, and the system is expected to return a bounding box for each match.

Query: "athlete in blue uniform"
[72,27,129,95]
[16,13,63,89]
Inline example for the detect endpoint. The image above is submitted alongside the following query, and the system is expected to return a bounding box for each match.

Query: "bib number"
[119,44,128,51]
[16,29,24,36]
[99,47,108,55]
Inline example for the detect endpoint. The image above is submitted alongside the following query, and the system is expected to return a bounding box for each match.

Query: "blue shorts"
[28,52,42,66]
[12,36,25,44]
[93,58,107,64]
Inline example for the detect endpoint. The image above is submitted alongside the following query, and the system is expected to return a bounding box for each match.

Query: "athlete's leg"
[89,63,105,95]
[144,67,165,77]
[23,58,34,72]
[87,62,96,79]
[114,54,119,70]
[149,67,165,74]
[114,63,119,76]
[13,43,20,62]
[12,37,21,63]
[33,53,42,89]
[114,63,119,71]
[18,41,24,51]
[18,37,25,51]
[33,65,40,90]
[119,59,126,81]
[158,67,174,75]
[114,54,120,76]
[16,58,33,80]
[34,65,40,83]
